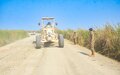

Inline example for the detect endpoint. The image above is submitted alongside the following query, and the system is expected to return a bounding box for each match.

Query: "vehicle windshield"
[45,22,53,28]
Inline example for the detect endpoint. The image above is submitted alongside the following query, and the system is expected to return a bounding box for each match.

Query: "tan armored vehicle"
[36,17,64,48]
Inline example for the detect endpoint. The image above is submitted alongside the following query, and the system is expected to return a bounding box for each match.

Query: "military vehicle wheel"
[36,35,41,49]
[58,34,64,48]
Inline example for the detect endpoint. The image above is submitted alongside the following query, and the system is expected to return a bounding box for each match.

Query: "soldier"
[73,31,77,45]
[89,28,95,56]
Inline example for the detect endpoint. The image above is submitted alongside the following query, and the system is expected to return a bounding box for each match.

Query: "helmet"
[89,28,93,31]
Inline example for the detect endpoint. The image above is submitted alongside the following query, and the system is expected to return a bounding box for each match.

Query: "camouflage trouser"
[73,38,77,44]
[90,42,95,55]
[90,43,94,50]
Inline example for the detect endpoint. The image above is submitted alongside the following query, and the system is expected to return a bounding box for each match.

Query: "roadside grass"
[58,24,120,61]
[0,30,28,47]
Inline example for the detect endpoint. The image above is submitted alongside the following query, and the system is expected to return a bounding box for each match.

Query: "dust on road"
[0,36,120,75]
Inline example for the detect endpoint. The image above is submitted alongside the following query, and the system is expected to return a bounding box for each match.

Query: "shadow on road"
[44,42,56,47]
[78,52,90,57]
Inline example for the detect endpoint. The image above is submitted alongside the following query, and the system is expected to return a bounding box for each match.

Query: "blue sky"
[0,0,120,30]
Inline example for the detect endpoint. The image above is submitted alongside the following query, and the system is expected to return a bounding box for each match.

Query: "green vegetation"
[58,24,120,61]
[0,30,28,47]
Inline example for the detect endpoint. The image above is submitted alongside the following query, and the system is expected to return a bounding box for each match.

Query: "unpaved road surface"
[0,36,120,75]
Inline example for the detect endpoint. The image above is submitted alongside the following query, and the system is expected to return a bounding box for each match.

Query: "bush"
[0,30,28,46]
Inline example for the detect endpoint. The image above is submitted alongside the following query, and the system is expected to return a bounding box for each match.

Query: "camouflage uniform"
[89,28,95,56]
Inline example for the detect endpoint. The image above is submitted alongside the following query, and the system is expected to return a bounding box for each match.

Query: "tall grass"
[58,24,120,61]
[0,30,28,47]
[95,25,120,61]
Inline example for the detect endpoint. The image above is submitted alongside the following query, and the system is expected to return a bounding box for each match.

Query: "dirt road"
[0,36,120,75]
